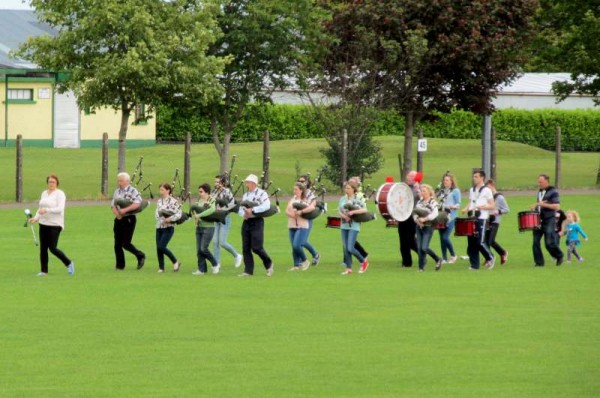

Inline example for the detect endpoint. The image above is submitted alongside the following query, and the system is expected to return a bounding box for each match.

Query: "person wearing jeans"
[286,182,315,271]
[212,175,243,268]
[155,183,182,272]
[339,180,369,275]
[437,173,461,263]
[193,183,219,275]
[414,184,443,271]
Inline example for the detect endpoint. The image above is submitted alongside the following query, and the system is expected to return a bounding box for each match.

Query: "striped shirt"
[111,185,142,209]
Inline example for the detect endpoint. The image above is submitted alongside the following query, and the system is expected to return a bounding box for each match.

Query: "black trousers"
[39,224,71,273]
[533,217,564,265]
[397,217,418,266]
[485,222,507,257]
[241,218,272,275]
[467,219,493,269]
[114,216,145,269]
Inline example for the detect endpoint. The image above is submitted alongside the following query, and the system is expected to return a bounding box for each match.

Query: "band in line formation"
[28,167,589,276]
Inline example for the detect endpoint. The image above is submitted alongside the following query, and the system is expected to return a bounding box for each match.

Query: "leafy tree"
[17,0,225,172]
[200,0,327,174]
[315,0,538,177]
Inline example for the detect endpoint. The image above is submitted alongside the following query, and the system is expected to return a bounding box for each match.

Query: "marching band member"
[238,174,274,277]
[286,182,315,271]
[348,176,369,261]
[212,175,243,269]
[111,172,146,271]
[437,173,461,264]
[485,180,510,265]
[339,180,369,275]
[155,183,182,273]
[29,174,74,276]
[397,170,421,267]
[461,170,495,270]
[193,183,219,275]
[414,184,443,272]
[298,174,321,265]
[531,174,564,266]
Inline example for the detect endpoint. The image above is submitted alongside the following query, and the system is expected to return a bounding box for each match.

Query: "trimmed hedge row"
[157,105,600,151]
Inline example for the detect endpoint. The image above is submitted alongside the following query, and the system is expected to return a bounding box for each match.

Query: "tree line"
[16,0,600,185]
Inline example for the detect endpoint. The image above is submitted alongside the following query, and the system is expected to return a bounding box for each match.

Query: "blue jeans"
[438,218,456,260]
[416,226,438,270]
[196,226,217,273]
[289,228,309,265]
[301,219,318,258]
[213,215,239,263]
[341,229,365,268]
[156,227,177,270]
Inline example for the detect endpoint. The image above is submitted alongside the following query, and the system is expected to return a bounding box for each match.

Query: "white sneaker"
[212,264,221,274]
[67,262,75,275]
[157,269,165,273]
[300,260,310,271]
[192,270,205,275]
[234,254,243,268]
[266,264,274,277]
[37,272,47,277]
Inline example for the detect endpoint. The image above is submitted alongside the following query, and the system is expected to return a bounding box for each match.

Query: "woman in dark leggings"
[29,174,74,276]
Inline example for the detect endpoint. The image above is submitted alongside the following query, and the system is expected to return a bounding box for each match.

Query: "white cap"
[244,174,258,184]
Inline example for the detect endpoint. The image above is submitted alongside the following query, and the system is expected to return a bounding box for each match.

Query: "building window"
[8,89,34,101]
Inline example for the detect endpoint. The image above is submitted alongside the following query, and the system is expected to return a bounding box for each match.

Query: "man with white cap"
[238,174,274,276]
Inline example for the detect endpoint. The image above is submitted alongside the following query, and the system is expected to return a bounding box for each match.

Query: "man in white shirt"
[238,174,274,276]
[461,170,495,270]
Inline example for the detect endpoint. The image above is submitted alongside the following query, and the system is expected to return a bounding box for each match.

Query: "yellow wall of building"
[1,79,155,146]
[1,81,53,140]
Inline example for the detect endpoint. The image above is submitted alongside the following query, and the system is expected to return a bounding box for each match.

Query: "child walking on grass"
[564,210,588,262]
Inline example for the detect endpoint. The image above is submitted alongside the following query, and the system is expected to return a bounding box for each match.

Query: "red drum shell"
[326,216,341,229]
[376,183,395,221]
[454,217,476,237]
[518,211,540,232]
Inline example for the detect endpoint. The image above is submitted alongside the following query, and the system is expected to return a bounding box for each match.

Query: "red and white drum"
[375,182,414,223]
[454,217,477,237]
[518,211,540,232]
[432,221,447,230]
[326,216,341,229]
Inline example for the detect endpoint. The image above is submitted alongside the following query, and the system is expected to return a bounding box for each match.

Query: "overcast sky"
[0,0,33,10]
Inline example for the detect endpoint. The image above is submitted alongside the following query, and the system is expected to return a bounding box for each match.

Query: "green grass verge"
[1,136,598,202]
[0,195,598,397]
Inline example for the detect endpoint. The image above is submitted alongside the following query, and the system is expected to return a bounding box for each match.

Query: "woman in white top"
[29,174,74,276]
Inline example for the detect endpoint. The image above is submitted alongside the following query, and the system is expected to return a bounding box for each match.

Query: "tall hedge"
[157,105,600,151]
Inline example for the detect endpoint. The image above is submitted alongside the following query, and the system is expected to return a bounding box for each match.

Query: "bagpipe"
[189,203,229,224]
[239,187,281,218]
[292,169,327,220]
[158,208,189,225]
[412,207,449,229]
[115,157,153,215]
[343,202,376,223]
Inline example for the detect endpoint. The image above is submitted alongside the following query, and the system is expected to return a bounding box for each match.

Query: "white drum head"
[385,182,414,221]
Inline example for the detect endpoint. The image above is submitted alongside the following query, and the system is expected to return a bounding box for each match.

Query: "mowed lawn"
[0,194,598,397]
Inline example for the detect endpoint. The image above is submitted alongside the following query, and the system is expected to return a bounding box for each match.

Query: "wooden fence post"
[262,130,270,189]
[491,127,497,182]
[16,134,23,202]
[555,126,561,189]
[184,131,191,197]
[101,132,109,198]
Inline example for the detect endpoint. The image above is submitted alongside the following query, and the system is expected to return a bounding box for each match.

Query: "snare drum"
[518,211,540,232]
[326,216,341,229]
[375,182,414,222]
[454,217,477,237]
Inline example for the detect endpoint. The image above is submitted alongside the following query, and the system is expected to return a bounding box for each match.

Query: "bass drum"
[375,182,414,222]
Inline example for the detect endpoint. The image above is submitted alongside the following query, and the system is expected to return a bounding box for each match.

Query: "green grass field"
[1,194,598,397]
[1,136,599,202]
